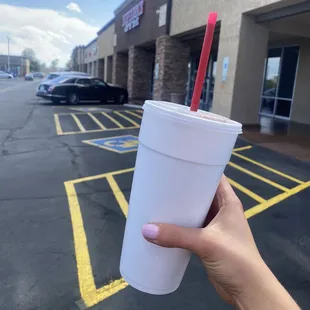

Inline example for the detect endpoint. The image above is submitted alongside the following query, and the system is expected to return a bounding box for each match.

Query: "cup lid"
[143,101,242,135]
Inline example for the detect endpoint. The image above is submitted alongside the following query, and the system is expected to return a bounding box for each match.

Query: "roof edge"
[85,37,97,48]
[97,17,115,35]
[114,0,135,15]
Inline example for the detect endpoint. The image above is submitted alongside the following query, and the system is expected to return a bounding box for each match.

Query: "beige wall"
[98,23,115,59]
[212,15,268,124]
[170,0,304,36]
[85,40,98,64]
[97,23,115,81]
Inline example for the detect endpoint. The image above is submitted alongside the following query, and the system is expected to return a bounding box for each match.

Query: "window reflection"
[260,46,299,119]
[263,48,281,96]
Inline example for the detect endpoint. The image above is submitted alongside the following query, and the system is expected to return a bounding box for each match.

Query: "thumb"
[142,223,204,254]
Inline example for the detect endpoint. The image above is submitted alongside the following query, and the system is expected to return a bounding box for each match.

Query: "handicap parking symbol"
[83,135,139,154]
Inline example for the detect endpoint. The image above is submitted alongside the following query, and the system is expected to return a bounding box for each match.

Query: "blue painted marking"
[86,135,139,153]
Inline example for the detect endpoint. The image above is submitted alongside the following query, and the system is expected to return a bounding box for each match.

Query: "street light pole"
[7,36,10,72]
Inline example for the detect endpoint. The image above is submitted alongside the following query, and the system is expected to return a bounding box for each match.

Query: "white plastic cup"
[120,101,242,295]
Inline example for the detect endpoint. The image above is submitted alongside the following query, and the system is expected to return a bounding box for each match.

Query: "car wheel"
[116,93,126,105]
[67,93,79,105]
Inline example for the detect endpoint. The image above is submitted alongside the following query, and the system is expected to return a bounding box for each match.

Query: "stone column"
[153,35,190,101]
[105,56,113,83]
[212,15,268,124]
[127,46,154,100]
[112,52,128,88]
[98,59,105,79]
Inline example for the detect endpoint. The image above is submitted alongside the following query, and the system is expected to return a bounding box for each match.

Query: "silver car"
[0,71,13,79]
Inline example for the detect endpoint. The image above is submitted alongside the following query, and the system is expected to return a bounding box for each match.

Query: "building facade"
[72,46,86,72]
[97,19,115,83]
[74,0,310,125]
[168,0,310,125]
[0,55,30,76]
[113,0,172,100]
[84,38,98,77]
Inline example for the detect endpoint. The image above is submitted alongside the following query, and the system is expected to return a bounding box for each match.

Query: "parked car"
[32,72,45,79]
[44,71,89,81]
[25,73,34,81]
[37,76,128,105]
[0,71,13,79]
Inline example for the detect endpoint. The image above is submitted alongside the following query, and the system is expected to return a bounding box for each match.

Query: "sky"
[0,0,123,66]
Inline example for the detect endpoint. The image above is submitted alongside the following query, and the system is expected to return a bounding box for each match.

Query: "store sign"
[222,57,229,82]
[122,0,144,33]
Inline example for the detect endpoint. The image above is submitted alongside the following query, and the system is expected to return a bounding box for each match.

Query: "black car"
[37,76,128,105]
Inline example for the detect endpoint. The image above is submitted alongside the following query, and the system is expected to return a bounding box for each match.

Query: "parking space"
[54,109,143,135]
[2,83,310,309]
[64,134,310,308]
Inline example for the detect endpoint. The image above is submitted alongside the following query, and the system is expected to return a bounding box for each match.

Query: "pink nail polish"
[142,224,159,240]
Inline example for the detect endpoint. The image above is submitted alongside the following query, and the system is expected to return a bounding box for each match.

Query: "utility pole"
[7,36,10,72]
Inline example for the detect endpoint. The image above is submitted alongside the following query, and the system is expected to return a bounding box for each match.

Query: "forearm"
[235,263,300,310]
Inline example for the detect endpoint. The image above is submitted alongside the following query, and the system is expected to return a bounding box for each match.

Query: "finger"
[213,175,241,210]
[204,175,236,226]
[142,223,203,255]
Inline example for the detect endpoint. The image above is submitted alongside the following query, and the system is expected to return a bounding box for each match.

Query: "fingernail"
[142,224,159,240]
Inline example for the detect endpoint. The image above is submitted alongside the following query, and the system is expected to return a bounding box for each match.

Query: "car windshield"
[46,74,59,80]
[50,76,71,83]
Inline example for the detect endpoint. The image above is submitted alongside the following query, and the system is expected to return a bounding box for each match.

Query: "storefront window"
[186,54,217,111]
[260,46,299,119]
[263,48,281,97]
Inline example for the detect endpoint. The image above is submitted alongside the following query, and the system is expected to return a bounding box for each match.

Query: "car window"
[76,78,91,85]
[47,74,59,80]
[92,79,106,86]
[65,78,77,84]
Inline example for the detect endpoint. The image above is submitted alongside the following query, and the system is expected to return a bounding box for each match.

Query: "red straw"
[190,12,218,112]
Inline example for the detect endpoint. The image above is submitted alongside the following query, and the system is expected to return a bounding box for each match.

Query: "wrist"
[234,261,300,310]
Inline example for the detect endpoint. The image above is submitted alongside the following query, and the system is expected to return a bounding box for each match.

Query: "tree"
[22,48,41,71]
[50,59,59,70]
[21,48,36,62]
[65,59,72,71]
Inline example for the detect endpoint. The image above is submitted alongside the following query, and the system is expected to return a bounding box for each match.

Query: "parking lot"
[0,82,309,309]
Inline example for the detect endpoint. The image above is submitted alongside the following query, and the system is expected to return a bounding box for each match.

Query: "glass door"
[186,53,217,111]
[260,46,299,119]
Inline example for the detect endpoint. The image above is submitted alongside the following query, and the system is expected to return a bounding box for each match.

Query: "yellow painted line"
[106,175,129,216]
[61,126,137,136]
[71,113,86,132]
[126,111,142,119]
[232,152,304,184]
[227,178,266,204]
[101,112,124,129]
[64,181,97,308]
[54,114,63,135]
[57,112,88,116]
[233,146,253,152]
[87,113,106,129]
[228,161,289,192]
[71,167,135,185]
[114,111,140,127]
[245,181,310,219]
[135,109,143,113]
[95,279,128,305]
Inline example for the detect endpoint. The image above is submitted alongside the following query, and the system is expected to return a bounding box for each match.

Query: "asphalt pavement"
[0,80,309,309]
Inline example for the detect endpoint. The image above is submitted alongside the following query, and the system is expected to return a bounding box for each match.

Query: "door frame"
[259,45,300,120]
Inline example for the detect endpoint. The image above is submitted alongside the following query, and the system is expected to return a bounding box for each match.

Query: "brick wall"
[128,46,154,100]
[112,52,129,87]
[153,35,190,101]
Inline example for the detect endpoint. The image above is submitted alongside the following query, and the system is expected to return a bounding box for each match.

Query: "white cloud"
[66,2,81,13]
[0,4,98,67]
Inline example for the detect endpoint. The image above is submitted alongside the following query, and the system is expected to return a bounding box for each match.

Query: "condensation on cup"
[120,100,242,295]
